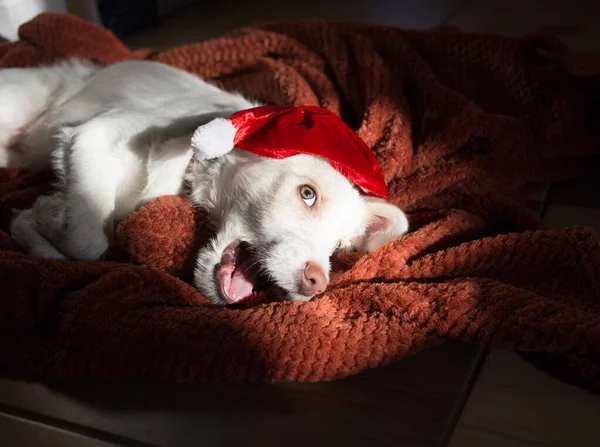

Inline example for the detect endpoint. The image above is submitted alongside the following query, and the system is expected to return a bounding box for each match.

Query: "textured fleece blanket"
[1,13,600,390]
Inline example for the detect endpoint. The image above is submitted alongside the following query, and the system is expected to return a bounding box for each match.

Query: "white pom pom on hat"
[190,117,237,160]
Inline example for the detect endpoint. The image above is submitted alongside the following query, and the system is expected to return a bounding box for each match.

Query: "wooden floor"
[449,350,600,447]
[0,343,484,446]
[1,1,600,446]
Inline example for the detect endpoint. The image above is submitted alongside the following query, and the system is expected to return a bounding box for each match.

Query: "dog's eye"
[299,185,316,207]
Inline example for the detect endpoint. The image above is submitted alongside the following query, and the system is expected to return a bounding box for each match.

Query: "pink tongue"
[228,258,255,302]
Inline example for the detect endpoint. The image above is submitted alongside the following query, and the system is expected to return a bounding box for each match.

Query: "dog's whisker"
[246,260,261,271]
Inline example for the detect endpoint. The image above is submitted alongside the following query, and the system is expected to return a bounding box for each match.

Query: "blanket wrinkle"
[1,12,600,390]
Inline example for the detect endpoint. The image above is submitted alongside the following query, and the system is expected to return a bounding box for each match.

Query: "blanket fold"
[1,13,600,390]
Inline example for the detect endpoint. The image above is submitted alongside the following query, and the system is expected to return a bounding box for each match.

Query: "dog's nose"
[301,262,327,297]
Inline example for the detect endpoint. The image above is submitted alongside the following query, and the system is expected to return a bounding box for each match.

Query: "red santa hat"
[190,105,388,198]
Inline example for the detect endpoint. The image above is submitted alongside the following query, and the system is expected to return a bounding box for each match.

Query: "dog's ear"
[353,197,408,252]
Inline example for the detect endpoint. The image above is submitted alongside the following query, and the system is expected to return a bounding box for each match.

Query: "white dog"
[0,59,408,305]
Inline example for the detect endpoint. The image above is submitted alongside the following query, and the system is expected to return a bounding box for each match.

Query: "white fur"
[0,59,409,305]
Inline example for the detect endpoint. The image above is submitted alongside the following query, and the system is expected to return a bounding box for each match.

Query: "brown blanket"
[1,13,600,390]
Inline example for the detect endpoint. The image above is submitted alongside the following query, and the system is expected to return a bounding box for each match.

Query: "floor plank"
[448,350,600,447]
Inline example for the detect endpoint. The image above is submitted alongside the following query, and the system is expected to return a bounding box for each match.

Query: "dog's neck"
[184,151,231,222]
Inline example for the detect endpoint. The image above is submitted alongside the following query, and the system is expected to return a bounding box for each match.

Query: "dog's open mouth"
[216,240,269,304]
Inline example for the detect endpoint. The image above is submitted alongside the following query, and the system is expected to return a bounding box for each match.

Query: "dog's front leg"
[12,118,123,261]
[53,119,124,260]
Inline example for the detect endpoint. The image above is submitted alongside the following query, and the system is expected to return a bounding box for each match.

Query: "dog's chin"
[280,291,314,302]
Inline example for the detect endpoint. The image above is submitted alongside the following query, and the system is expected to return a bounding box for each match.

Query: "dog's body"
[0,59,408,304]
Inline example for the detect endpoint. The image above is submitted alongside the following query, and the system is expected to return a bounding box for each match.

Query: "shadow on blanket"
[1,13,600,391]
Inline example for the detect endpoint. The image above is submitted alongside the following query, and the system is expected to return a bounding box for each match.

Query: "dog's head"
[187,149,408,305]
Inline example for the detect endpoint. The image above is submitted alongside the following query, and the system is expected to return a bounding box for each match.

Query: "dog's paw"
[31,192,67,243]
[10,208,66,259]
[29,192,108,261]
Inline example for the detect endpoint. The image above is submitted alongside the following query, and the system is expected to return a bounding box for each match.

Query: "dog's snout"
[301,262,327,297]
